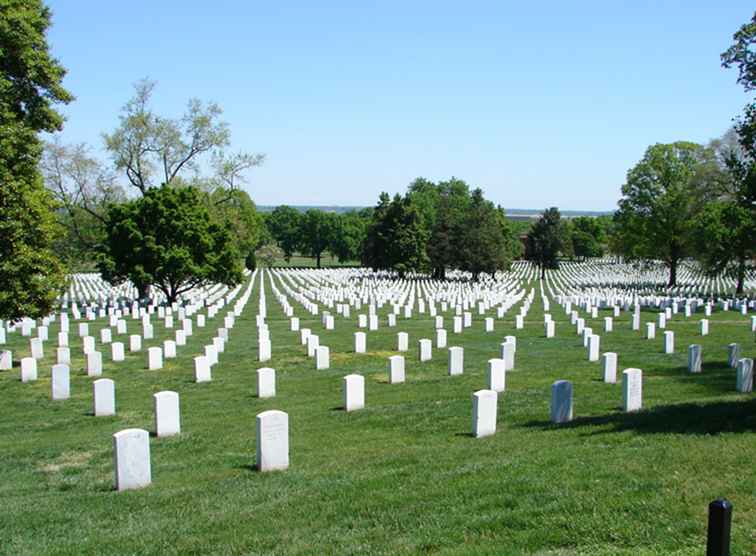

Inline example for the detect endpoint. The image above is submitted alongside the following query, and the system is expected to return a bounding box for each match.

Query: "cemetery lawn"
[1,275,755,555]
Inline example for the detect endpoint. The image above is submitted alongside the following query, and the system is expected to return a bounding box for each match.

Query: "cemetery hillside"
[1,2,755,554]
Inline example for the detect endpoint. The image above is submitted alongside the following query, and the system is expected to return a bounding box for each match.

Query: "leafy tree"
[363,194,429,276]
[525,208,563,278]
[207,187,265,266]
[40,139,124,267]
[331,211,368,263]
[0,0,72,320]
[299,209,337,268]
[99,185,243,303]
[266,205,302,261]
[255,243,284,267]
[458,189,513,280]
[103,79,262,194]
[613,142,717,287]
[427,178,471,279]
[721,11,756,91]
[569,216,606,260]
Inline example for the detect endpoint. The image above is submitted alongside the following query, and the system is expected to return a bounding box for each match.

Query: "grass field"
[0,271,754,554]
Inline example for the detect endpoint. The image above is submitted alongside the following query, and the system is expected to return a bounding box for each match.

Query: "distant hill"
[257,205,613,219]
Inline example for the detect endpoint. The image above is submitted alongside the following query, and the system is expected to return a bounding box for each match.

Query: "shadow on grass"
[666,361,737,394]
[522,397,756,436]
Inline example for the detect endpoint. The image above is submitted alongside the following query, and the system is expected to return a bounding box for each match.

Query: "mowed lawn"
[0,273,754,555]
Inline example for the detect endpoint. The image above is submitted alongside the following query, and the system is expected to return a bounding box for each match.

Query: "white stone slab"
[622,368,642,412]
[688,344,702,373]
[93,378,115,416]
[256,410,289,472]
[472,389,497,438]
[551,380,573,424]
[113,428,151,491]
[388,355,405,384]
[257,367,276,398]
[448,346,464,376]
[487,358,506,392]
[153,391,180,437]
[316,345,330,369]
[194,355,211,382]
[354,332,366,354]
[111,342,125,362]
[147,347,163,370]
[87,351,103,377]
[51,364,70,400]
[343,374,365,412]
[418,339,432,362]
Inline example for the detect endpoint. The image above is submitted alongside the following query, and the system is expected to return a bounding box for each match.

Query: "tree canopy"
[98,185,243,303]
[525,207,564,278]
[0,0,72,320]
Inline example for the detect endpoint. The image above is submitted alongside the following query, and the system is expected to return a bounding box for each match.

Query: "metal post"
[706,499,733,556]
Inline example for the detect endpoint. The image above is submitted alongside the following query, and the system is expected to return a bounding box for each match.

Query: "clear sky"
[45,1,754,211]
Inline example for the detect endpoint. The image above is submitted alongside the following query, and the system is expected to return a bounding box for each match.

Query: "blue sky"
[46,1,754,210]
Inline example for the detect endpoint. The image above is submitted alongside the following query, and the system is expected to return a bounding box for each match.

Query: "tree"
[363,194,429,276]
[569,216,606,260]
[103,79,246,194]
[255,243,283,267]
[40,139,125,267]
[0,0,72,320]
[331,211,368,263]
[266,205,302,261]
[613,142,717,287]
[525,208,563,278]
[207,187,265,267]
[458,189,513,280]
[721,11,756,91]
[98,185,243,303]
[299,209,337,268]
[427,179,471,279]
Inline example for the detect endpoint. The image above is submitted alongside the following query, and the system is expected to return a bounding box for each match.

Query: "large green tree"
[330,210,368,263]
[299,209,337,268]
[613,142,717,287]
[0,0,72,320]
[458,189,513,280]
[266,205,302,261]
[99,185,243,303]
[525,207,564,278]
[363,194,429,276]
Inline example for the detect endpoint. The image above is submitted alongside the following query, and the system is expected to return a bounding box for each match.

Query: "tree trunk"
[540,264,545,279]
[736,258,745,295]
[138,283,150,301]
[667,259,677,288]
[316,252,322,268]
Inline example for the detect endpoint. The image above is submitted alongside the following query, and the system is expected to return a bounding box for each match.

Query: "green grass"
[0,272,755,555]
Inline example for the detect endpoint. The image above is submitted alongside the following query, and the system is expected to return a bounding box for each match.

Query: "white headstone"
[550,380,573,424]
[487,358,506,392]
[259,339,271,362]
[315,345,330,369]
[700,319,709,336]
[93,378,115,416]
[688,344,702,373]
[0,350,12,370]
[129,334,142,352]
[343,374,365,412]
[57,347,70,365]
[418,339,432,362]
[500,342,515,370]
[435,328,447,348]
[622,368,642,412]
[153,391,180,437]
[602,352,617,383]
[736,358,753,393]
[663,331,675,354]
[113,428,151,491]
[87,351,103,377]
[21,356,37,382]
[111,342,125,362]
[257,367,276,398]
[30,338,44,360]
[147,347,163,370]
[194,355,211,382]
[256,410,289,472]
[388,355,405,384]
[728,343,741,368]
[472,389,497,438]
[448,346,464,376]
[354,332,366,354]
[397,332,409,352]
[51,364,70,400]
[645,323,656,340]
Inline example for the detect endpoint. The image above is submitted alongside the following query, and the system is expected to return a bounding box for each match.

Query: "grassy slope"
[0,272,754,555]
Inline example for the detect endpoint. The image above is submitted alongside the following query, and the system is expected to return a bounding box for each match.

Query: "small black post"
[706,499,733,556]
